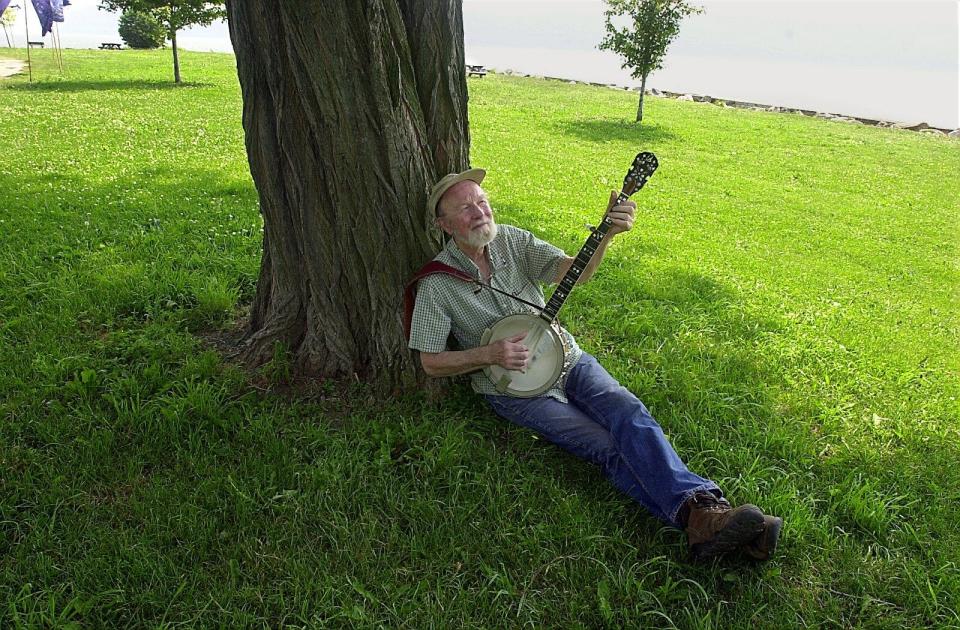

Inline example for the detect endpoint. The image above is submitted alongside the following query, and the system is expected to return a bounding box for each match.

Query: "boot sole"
[744,515,783,561]
[690,505,765,559]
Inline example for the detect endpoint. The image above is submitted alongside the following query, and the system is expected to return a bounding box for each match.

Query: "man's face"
[436,180,497,249]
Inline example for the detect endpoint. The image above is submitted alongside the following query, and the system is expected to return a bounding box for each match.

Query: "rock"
[920,128,945,135]
[678,94,695,102]
[892,121,929,131]
[692,94,712,103]
[949,129,960,138]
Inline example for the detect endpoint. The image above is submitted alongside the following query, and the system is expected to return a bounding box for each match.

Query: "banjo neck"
[483,152,657,398]
[541,191,631,322]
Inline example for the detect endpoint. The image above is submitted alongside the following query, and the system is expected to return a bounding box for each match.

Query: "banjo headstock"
[620,152,658,199]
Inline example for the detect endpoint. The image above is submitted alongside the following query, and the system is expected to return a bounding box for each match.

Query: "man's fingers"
[507,332,527,342]
[606,189,618,211]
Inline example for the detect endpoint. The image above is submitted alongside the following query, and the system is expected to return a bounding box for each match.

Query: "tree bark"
[171,29,180,84]
[225,0,470,392]
[636,73,647,122]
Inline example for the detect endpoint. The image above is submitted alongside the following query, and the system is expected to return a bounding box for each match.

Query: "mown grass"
[1,48,958,627]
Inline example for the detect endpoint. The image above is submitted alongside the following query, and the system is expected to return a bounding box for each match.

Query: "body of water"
[4,0,958,129]
[469,45,959,128]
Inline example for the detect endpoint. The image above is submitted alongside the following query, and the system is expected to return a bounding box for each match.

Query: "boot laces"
[691,492,731,512]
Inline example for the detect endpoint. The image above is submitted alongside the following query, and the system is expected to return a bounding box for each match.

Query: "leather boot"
[682,492,765,559]
[743,515,783,561]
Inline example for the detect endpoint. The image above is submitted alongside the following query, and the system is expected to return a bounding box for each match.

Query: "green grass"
[1,48,958,627]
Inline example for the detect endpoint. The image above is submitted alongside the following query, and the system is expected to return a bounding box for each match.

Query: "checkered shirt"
[408,224,583,402]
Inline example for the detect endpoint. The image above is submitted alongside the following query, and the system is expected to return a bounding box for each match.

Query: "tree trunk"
[171,29,180,84]
[225,0,470,392]
[636,73,647,122]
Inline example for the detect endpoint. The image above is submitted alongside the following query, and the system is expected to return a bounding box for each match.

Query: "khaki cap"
[427,168,486,216]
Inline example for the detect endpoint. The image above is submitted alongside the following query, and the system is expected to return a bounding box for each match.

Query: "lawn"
[1,48,958,627]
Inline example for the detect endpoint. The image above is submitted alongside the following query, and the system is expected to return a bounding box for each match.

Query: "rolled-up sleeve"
[408,278,452,353]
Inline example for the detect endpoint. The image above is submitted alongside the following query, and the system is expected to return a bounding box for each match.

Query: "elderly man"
[407,168,782,560]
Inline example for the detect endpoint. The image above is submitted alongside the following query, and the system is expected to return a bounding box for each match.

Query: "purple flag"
[0,0,11,16]
[51,0,63,22]
[31,0,53,36]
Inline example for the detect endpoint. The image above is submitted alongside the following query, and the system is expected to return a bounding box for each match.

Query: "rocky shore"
[494,69,960,139]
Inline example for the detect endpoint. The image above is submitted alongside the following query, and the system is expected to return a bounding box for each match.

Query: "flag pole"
[52,22,61,73]
[23,2,31,81]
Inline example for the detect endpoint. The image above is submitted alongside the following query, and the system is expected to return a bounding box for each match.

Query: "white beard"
[462,220,498,249]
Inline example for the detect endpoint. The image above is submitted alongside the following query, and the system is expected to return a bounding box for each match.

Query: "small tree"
[599,0,702,122]
[118,10,165,49]
[100,0,225,83]
[1,7,16,48]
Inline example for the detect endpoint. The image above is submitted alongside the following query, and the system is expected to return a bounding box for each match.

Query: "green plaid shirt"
[408,224,583,402]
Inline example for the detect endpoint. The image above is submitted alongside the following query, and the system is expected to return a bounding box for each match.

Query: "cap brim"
[428,168,486,216]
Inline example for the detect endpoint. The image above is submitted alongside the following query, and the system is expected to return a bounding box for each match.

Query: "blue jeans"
[485,353,720,527]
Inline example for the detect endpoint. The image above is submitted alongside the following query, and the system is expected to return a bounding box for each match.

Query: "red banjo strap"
[403,261,474,341]
[403,260,550,342]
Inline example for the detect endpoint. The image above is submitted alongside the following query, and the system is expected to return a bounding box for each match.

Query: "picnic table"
[27,41,44,48]
[99,43,122,50]
[466,64,487,78]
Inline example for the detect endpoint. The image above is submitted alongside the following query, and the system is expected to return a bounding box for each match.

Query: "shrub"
[118,10,165,49]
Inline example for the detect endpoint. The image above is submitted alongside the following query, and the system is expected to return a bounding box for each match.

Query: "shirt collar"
[444,228,510,278]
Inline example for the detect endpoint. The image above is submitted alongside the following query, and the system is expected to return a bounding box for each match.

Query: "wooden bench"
[466,64,487,78]
[27,41,44,48]
[99,43,122,50]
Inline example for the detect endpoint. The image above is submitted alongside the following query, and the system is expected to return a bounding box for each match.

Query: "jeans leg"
[564,353,721,526]
[485,393,671,523]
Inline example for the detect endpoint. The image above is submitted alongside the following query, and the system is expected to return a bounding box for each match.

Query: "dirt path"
[0,58,26,78]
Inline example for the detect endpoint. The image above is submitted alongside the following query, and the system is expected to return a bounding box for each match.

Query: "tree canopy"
[118,9,165,49]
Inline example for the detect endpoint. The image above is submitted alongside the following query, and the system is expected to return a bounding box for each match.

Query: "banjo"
[479,152,659,397]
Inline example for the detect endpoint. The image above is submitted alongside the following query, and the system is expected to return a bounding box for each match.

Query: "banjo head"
[480,314,566,398]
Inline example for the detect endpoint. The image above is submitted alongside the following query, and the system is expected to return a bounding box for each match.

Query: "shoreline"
[3,53,955,137]
[494,68,960,137]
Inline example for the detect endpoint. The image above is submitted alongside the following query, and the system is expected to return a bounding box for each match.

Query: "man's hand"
[485,332,529,371]
[604,189,636,237]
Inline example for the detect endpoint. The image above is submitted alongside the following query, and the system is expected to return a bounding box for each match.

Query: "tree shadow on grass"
[451,207,960,579]
[4,79,210,92]
[557,118,678,145]
[4,162,958,625]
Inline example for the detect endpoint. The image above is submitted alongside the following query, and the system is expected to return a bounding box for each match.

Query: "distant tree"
[100,0,225,83]
[118,10,165,49]
[599,0,702,122]
[1,7,16,48]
